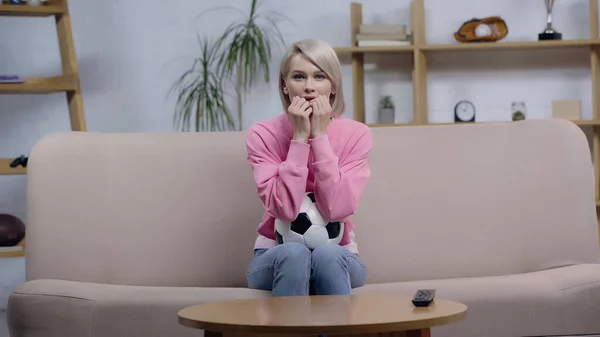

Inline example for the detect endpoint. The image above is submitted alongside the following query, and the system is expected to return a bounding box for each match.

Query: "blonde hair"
[278,38,345,116]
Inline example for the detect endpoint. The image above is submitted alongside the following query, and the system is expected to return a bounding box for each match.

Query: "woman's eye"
[292,74,304,79]
[315,74,325,79]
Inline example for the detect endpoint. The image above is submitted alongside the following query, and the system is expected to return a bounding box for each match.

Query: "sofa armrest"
[7,280,96,337]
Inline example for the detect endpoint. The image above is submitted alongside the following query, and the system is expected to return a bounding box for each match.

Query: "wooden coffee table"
[178,293,467,336]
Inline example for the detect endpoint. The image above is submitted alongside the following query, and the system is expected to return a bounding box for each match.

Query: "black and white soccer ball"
[274,192,344,250]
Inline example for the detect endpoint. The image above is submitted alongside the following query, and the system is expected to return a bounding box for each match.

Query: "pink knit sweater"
[245,113,372,254]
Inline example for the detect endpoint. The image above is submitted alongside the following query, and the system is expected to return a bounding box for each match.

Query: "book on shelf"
[359,24,406,35]
[0,75,24,83]
[0,245,23,253]
[357,24,411,46]
[357,40,411,46]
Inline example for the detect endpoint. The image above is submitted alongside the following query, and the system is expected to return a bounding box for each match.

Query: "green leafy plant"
[512,111,525,121]
[379,96,394,110]
[169,36,235,132]
[170,0,291,132]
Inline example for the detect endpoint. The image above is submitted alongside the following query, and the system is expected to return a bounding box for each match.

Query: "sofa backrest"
[24,118,599,287]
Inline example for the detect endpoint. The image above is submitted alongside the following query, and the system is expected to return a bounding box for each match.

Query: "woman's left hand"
[309,95,332,138]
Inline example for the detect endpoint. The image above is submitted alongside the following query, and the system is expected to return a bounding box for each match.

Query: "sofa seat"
[8,279,270,337]
[9,263,600,337]
[355,263,600,337]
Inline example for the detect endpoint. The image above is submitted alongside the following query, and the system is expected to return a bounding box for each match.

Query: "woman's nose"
[304,78,315,91]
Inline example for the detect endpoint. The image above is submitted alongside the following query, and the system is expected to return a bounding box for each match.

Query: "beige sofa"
[7,118,600,337]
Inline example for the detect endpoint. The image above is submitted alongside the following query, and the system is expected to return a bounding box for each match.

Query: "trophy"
[539,0,562,40]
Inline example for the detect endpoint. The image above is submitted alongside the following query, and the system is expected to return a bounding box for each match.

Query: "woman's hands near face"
[309,95,332,138]
[287,96,312,143]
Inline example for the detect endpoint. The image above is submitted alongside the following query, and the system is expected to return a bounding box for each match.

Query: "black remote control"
[412,289,435,307]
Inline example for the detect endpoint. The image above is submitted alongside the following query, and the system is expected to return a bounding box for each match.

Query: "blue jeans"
[246,242,367,297]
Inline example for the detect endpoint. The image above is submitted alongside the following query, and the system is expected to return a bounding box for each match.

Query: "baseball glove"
[454,16,508,43]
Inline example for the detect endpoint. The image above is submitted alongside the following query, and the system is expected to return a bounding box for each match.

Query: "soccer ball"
[274,192,344,250]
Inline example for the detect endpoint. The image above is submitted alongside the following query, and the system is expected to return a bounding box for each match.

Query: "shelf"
[572,120,600,125]
[343,0,600,244]
[0,75,77,94]
[334,45,414,54]
[334,39,600,55]
[368,123,417,128]
[0,239,25,258]
[367,119,600,128]
[0,158,26,175]
[421,39,600,52]
[0,4,64,17]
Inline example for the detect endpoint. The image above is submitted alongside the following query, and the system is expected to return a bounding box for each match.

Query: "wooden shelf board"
[0,75,77,94]
[334,45,414,54]
[0,4,63,17]
[420,39,600,52]
[0,158,26,175]
[369,123,417,128]
[572,119,600,125]
[0,239,25,258]
[0,246,25,258]
[334,40,600,55]
[427,120,600,126]
[367,119,600,128]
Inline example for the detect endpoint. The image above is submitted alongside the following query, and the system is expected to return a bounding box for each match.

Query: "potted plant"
[511,101,526,121]
[512,111,525,121]
[378,95,395,124]
[169,36,235,132]
[169,0,291,132]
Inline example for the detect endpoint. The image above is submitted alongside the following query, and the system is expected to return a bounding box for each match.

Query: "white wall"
[0,0,596,335]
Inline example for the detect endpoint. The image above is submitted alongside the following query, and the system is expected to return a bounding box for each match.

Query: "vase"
[378,107,395,124]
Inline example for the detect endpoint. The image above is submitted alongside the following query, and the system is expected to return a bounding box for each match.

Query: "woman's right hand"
[287,96,312,143]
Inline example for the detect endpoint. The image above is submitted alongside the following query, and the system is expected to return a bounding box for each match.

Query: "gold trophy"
[539,0,562,40]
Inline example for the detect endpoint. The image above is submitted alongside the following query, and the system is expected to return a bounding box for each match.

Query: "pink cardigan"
[245,113,372,254]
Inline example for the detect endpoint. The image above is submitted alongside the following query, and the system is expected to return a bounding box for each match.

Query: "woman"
[245,38,372,297]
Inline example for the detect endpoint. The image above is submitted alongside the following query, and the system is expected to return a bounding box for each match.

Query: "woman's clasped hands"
[287,95,332,143]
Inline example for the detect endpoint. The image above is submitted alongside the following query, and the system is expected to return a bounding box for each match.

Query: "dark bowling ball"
[0,213,26,247]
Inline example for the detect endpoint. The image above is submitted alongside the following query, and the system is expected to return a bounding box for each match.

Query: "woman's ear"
[281,77,289,95]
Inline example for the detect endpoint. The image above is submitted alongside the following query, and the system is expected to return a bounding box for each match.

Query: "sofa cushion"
[354,264,600,337]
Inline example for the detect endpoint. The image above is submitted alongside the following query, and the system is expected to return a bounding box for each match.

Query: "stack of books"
[356,24,411,46]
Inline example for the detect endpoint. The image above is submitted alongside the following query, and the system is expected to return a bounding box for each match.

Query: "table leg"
[204,331,223,337]
[209,329,431,337]
[356,328,431,337]
[407,328,431,337]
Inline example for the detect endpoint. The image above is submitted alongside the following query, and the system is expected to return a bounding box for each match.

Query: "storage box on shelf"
[334,0,600,235]
[0,0,86,177]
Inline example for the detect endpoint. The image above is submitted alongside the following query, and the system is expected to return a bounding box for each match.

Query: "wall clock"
[454,100,476,122]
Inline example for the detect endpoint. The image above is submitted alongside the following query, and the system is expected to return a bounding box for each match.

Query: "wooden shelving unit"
[0,3,63,16]
[335,0,600,236]
[0,0,85,257]
[0,0,86,178]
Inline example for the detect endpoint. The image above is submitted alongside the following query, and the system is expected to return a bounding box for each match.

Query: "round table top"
[178,294,467,335]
